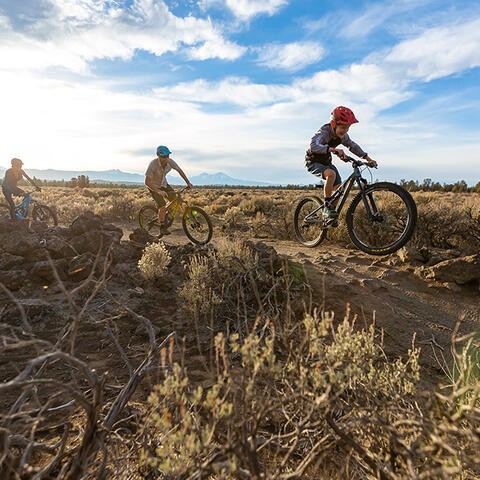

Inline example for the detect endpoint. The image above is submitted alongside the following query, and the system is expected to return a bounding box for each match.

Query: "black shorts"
[148,186,176,207]
[306,162,342,185]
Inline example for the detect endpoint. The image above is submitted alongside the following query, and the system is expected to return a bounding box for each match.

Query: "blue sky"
[0,0,479,185]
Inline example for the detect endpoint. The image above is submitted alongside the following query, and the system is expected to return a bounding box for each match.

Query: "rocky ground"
[1,212,479,477]
[1,214,479,390]
[118,217,480,388]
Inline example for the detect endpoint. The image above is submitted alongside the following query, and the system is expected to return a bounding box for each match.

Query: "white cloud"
[0,0,246,74]
[1,4,480,184]
[153,77,292,106]
[224,0,287,20]
[341,0,434,39]
[383,18,480,81]
[257,41,325,71]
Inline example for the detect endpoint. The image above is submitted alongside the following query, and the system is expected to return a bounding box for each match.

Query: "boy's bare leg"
[323,169,341,206]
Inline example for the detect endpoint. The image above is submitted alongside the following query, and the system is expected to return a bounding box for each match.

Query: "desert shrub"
[141,311,419,478]
[222,205,244,229]
[178,237,305,333]
[138,242,171,280]
[239,195,275,216]
[207,203,229,215]
[142,308,480,479]
[411,194,480,254]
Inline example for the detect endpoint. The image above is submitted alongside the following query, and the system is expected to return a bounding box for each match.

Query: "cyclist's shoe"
[322,206,338,219]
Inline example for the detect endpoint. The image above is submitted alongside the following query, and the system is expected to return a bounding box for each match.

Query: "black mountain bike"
[139,187,213,245]
[294,156,417,255]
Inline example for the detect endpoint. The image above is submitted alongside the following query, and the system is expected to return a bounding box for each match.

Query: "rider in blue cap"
[145,146,193,235]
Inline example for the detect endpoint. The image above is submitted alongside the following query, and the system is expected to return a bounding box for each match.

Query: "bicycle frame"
[304,157,375,223]
[163,186,190,222]
[14,192,36,218]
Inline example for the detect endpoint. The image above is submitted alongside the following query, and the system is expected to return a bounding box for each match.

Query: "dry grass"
[26,186,480,255]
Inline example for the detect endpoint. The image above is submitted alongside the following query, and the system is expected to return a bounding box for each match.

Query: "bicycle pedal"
[324,219,339,228]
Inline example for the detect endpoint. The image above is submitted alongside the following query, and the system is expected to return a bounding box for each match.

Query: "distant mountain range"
[0,166,273,187]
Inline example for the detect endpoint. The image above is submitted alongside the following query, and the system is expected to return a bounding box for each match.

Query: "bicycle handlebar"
[176,186,191,195]
[332,151,376,168]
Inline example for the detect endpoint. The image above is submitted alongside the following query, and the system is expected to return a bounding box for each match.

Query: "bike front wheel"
[346,182,417,255]
[32,204,58,226]
[293,196,328,247]
[138,205,162,236]
[182,206,213,245]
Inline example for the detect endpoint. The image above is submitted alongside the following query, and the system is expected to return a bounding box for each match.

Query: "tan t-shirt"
[145,158,179,188]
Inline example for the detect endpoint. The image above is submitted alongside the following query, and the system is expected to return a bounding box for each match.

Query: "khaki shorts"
[148,186,176,207]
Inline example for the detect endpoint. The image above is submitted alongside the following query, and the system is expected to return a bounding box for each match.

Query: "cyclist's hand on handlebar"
[365,156,378,168]
[331,148,346,159]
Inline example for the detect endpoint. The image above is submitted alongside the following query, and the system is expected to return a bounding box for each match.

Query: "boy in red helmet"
[305,106,377,222]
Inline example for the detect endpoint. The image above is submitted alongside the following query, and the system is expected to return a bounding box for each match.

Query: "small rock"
[0,252,25,270]
[128,286,144,297]
[31,259,68,281]
[68,253,96,281]
[360,278,386,290]
[69,212,103,236]
[424,254,480,285]
[3,233,41,256]
[0,270,29,291]
[129,228,157,246]
[426,248,462,267]
[396,246,428,264]
[442,282,462,293]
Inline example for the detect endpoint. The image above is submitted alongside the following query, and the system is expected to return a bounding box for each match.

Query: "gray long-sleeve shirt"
[306,124,367,165]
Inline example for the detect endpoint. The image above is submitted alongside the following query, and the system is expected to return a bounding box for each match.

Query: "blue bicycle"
[0,190,58,226]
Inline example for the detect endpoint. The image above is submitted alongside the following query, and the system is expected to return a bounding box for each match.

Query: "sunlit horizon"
[1,0,479,185]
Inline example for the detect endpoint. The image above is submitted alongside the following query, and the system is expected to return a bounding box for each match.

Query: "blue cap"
[156,145,172,156]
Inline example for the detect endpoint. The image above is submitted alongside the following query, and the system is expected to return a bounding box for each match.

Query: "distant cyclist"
[145,146,193,235]
[2,158,39,220]
[305,106,377,223]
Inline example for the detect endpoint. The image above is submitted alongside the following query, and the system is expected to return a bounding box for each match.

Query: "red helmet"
[330,106,358,126]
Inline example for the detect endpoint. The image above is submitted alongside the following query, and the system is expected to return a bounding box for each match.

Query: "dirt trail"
[260,237,479,387]
[117,219,479,387]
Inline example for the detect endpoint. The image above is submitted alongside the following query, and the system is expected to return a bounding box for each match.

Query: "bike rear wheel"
[346,182,417,255]
[293,196,328,247]
[32,204,58,226]
[139,205,162,236]
[182,206,213,245]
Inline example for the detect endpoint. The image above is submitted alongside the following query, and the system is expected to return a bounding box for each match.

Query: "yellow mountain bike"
[139,187,213,245]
